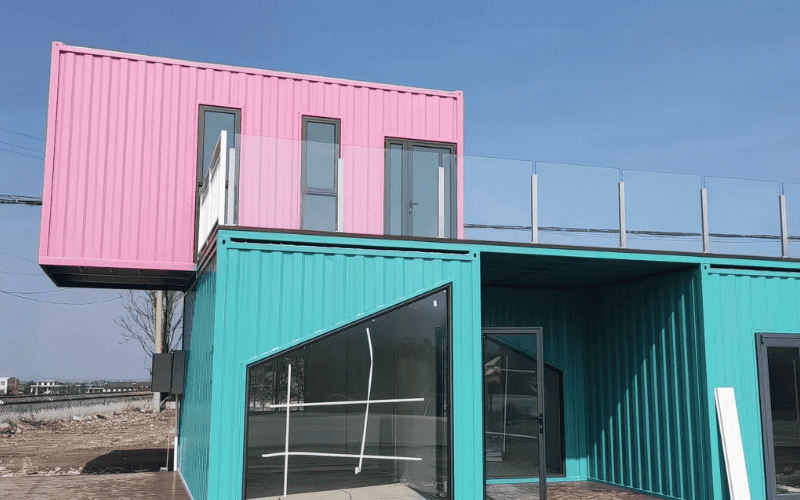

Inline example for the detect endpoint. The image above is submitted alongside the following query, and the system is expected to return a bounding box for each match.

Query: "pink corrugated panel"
[39,42,464,276]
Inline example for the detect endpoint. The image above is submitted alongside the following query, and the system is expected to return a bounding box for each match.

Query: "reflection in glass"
[244,290,451,499]
[411,146,451,238]
[483,334,564,479]
[202,110,236,181]
[302,119,339,232]
[768,347,800,495]
[302,194,336,232]
[304,125,337,190]
[387,144,404,236]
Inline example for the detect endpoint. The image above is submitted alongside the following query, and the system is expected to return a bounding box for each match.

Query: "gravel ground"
[0,408,176,477]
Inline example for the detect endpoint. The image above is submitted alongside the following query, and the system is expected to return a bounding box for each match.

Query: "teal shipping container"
[177,228,800,500]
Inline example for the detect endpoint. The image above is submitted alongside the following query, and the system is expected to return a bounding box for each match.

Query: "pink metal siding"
[39,42,464,274]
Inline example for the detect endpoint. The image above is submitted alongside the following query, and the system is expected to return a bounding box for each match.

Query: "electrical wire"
[0,147,44,160]
[3,288,72,295]
[0,270,45,276]
[0,140,43,154]
[0,127,44,142]
[0,249,37,263]
[0,290,122,305]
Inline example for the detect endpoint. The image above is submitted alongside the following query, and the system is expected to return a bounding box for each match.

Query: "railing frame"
[197,130,238,260]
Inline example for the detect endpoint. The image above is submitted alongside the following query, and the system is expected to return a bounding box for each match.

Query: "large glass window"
[244,288,451,499]
[302,117,340,231]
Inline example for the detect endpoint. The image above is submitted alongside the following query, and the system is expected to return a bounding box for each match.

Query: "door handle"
[539,413,544,434]
[409,201,419,215]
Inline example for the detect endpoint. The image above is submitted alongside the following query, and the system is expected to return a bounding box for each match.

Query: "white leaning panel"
[715,387,751,500]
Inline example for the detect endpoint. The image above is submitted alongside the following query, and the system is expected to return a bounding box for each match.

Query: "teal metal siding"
[702,268,800,500]
[179,267,217,500]
[481,287,589,480]
[583,270,710,500]
[205,232,481,499]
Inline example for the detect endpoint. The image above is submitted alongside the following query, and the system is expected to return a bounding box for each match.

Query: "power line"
[0,249,38,263]
[0,290,122,305]
[0,270,46,276]
[3,288,72,295]
[0,140,43,154]
[0,147,44,160]
[0,127,45,142]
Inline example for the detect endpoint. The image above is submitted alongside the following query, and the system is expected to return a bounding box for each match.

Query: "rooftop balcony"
[196,132,800,269]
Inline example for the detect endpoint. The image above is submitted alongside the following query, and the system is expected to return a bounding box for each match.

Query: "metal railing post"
[618,181,627,249]
[531,174,539,244]
[227,147,236,226]
[217,131,227,228]
[337,158,344,232]
[780,192,789,257]
[438,165,445,238]
[701,187,710,253]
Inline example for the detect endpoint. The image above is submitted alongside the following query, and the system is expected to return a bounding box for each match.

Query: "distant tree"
[116,291,184,361]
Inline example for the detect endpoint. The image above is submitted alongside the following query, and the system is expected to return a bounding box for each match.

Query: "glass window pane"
[767,346,800,495]
[443,152,453,238]
[387,144,404,236]
[483,333,564,479]
[245,290,451,499]
[202,110,236,180]
[411,146,450,238]
[302,194,336,232]
[484,335,539,479]
[305,122,337,190]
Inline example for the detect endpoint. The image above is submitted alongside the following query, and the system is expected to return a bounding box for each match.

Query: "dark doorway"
[483,327,547,499]
[757,333,800,500]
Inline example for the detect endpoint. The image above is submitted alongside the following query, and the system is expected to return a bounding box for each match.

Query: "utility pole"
[153,290,164,413]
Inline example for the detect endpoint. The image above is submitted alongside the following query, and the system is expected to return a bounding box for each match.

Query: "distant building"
[29,380,66,396]
[0,377,19,395]
[86,381,150,394]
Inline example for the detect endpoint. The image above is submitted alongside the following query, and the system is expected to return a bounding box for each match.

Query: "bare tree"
[116,290,184,360]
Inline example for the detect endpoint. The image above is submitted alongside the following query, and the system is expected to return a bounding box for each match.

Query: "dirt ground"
[0,409,176,477]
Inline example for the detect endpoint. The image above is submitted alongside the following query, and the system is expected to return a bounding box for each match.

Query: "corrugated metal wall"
[481,287,589,480]
[205,233,480,499]
[179,266,217,500]
[39,43,464,274]
[702,269,800,500]
[583,269,710,500]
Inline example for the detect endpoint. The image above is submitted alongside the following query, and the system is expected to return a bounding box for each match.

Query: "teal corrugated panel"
[701,269,800,500]
[584,270,709,500]
[203,234,479,500]
[178,267,217,500]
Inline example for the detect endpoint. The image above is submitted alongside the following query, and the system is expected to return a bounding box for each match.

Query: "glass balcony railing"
[208,134,799,260]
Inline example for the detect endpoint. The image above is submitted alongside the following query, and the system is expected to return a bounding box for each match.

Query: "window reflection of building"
[483,335,565,479]
[244,288,451,499]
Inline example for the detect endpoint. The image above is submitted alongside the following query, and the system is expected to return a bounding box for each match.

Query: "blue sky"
[1,1,799,380]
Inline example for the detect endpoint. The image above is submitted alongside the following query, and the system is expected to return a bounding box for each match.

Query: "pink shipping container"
[38,42,464,288]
